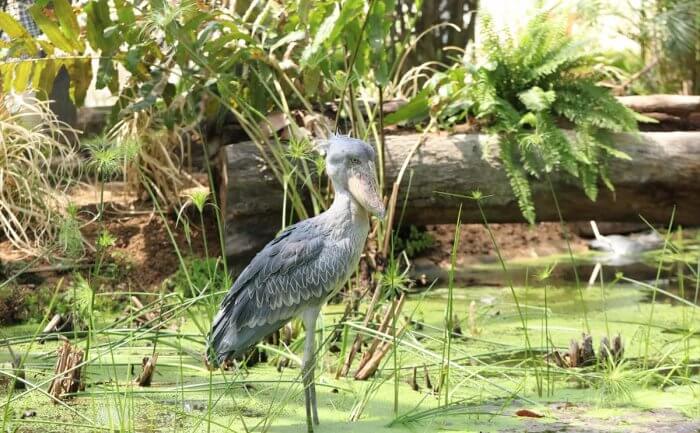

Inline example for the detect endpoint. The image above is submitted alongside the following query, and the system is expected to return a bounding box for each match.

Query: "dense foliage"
[0,0,405,216]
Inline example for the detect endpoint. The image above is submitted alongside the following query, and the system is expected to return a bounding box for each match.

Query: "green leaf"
[162,82,176,106]
[122,94,157,114]
[300,3,340,66]
[0,11,39,56]
[519,112,537,127]
[96,57,116,90]
[114,0,136,26]
[53,0,81,46]
[124,45,140,70]
[599,166,615,193]
[596,141,632,160]
[330,0,363,41]
[28,5,76,52]
[68,58,92,105]
[217,21,254,43]
[37,59,57,96]
[384,90,430,125]
[579,163,598,201]
[249,68,268,113]
[344,19,365,75]
[36,40,55,55]
[368,0,390,86]
[30,58,44,90]
[634,112,659,123]
[303,68,321,97]
[518,86,556,112]
[85,0,118,53]
[0,11,30,38]
[13,61,33,92]
[367,0,386,51]
[270,30,306,52]
[0,64,15,93]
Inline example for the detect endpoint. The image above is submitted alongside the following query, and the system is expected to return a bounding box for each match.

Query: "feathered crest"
[314,132,355,156]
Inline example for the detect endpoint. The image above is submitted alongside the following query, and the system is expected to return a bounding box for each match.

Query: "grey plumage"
[208,215,365,365]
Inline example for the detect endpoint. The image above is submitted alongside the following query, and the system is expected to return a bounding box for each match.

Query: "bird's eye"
[349,157,361,165]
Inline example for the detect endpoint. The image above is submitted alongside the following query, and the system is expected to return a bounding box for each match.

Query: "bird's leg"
[302,335,320,427]
[302,308,320,430]
[303,382,313,433]
[308,345,319,425]
[301,327,312,433]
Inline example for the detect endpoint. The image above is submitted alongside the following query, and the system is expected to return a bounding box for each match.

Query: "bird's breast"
[319,222,369,298]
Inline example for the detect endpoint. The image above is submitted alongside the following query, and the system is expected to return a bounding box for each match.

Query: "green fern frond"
[501,139,536,224]
[425,11,638,222]
[579,162,599,201]
[518,86,556,112]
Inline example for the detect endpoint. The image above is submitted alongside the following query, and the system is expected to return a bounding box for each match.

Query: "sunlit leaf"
[331,0,363,41]
[29,4,76,52]
[36,40,55,56]
[385,90,430,125]
[85,0,118,53]
[0,11,39,56]
[37,58,57,96]
[13,61,33,92]
[53,0,81,46]
[0,63,15,93]
[368,0,390,86]
[300,3,340,66]
[518,86,556,112]
[114,0,136,25]
[0,11,30,38]
[68,58,92,105]
[270,30,305,52]
[30,59,44,90]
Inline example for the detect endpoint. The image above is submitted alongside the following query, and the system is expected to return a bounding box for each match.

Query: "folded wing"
[207,220,335,366]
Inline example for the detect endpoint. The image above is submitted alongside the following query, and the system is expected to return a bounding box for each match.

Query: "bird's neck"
[326,187,369,233]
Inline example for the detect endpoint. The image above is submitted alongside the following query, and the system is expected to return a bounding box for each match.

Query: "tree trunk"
[223,131,700,266]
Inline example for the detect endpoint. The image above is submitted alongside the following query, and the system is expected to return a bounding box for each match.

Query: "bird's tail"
[204,333,222,370]
[205,306,237,369]
[207,314,288,370]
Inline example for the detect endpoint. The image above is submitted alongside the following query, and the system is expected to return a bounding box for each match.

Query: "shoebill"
[207,135,385,432]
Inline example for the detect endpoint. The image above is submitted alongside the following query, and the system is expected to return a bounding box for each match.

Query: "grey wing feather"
[207,220,331,366]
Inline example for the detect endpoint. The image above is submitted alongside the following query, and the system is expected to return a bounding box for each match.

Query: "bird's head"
[321,134,385,219]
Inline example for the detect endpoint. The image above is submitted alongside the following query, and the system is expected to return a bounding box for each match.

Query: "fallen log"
[617,95,700,116]
[617,95,700,131]
[223,131,700,266]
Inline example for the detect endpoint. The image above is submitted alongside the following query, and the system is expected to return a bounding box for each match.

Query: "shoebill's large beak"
[348,161,385,219]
